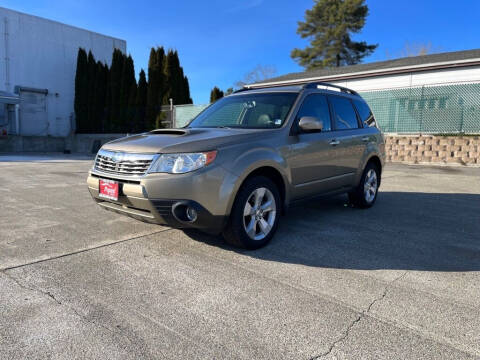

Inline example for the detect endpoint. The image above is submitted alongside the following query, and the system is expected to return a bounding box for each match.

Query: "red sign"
[99,179,119,201]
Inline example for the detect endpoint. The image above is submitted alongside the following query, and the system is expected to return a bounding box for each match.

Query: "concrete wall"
[385,135,480,166]
[0,134,126,154]
[0,7,126,137]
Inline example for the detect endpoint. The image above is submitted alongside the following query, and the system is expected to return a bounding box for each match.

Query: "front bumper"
[87,166,234,234]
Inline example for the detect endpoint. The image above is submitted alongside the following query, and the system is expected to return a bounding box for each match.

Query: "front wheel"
[348,162,380,208]
[222,176,281,249]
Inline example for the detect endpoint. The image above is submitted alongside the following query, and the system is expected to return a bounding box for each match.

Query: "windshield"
[188,92,298,129]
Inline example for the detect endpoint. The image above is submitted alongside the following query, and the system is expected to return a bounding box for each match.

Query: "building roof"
[249,49,480,88]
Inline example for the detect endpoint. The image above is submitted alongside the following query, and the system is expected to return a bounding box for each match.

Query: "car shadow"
[183,191,480,272]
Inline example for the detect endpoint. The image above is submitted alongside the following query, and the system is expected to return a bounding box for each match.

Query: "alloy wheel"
[242,187,277,241]
[364,169,378,203]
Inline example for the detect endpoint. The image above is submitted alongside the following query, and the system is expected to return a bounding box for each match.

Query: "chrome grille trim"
[94,149,155,176]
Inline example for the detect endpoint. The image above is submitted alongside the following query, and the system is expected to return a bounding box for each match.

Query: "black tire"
[222,176,281,250]
[348,162,380,209]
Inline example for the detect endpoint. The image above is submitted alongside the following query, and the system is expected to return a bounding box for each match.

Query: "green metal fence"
[174,104,209,128]
[173,83,480,133]
[360,83,480,134]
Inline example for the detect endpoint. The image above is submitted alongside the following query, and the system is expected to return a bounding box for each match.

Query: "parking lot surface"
[0,155,479,359]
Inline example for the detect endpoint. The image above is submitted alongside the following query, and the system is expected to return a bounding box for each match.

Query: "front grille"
[94,149,155,176]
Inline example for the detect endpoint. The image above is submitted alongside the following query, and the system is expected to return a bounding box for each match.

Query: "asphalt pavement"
[0,155,479,359]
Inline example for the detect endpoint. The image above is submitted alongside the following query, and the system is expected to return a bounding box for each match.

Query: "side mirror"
[298,116,323,132]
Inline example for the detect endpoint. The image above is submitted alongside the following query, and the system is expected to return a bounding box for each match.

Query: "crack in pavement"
[0,229,174,359]
[310,271,409,360]
[1,228,172,271]
[1,270,155,359]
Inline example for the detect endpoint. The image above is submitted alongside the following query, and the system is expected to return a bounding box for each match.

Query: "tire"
[222,176,281,249]
[348,162,380,208]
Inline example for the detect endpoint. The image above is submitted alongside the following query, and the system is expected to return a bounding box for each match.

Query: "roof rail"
[235,81,359,95]
[303,82,358,96]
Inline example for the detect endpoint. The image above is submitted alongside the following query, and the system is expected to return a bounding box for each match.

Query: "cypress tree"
[109,49,124,129]
[86,51,97,133]
[146,47,166,129]
[183,75,193,104]
[74,48,88,133]
[119,54,136,131]
[127,81,137,132]
[134,69,148,132]
[92,61,108,133]
[210,87,224,102]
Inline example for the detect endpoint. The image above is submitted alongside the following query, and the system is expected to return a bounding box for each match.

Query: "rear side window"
[329,96,359,130]
[353,100,377,127]
[296,94,332,131]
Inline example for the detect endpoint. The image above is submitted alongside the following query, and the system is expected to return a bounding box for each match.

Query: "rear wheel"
[348,162,380,208]
[223,176,280,249]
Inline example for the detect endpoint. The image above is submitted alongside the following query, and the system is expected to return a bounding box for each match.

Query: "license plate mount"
[99,179,119,201]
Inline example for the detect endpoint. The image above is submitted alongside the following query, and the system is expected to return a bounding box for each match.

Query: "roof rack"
[235,81,359,96]
[303,82,359,96]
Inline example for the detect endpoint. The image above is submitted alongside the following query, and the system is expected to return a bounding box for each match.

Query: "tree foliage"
[74,46,193,133]
[134,69,148,132]
[74,48,88,133]
[291,0,377,70]
[210,87,224,102]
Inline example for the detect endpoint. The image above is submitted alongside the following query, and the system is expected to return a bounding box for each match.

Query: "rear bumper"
[87,171,228,234]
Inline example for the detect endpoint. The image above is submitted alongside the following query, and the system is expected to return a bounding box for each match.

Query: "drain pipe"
[4,17,10,92]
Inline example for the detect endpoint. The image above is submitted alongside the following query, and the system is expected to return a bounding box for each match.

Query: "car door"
[288,93,344,200]
[327,95,367,187]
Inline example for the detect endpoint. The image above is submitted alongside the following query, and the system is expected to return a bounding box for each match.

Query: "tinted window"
[188,93,298,129]
[296,94,331,131]
[330,96,359,130]
[353,99,376,127]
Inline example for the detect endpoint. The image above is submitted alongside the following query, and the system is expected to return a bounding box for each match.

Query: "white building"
[248,50,480,134]
[0,6,126,137]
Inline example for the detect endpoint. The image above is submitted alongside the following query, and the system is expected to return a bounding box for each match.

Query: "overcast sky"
[2,0,480,103]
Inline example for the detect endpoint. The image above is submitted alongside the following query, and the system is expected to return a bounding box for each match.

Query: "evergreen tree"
[119,54,136,131]
[74,48,88,133]
[146,47,166,129]
[183,75,193,104]
[86,51,97,133]
[92,61,106,133]
[134,69,148,132]
[291,0,377,69]
[210,87,224,102]
[109,49,124,129]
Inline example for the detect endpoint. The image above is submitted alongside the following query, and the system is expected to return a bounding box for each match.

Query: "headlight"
[148,151,217,174]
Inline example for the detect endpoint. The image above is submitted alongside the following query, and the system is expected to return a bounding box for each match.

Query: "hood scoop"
[150,129,186,136]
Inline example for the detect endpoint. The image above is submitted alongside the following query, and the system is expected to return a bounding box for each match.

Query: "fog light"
[186,207,197,222]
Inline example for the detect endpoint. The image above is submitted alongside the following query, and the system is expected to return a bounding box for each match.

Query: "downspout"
[4,17,10,92]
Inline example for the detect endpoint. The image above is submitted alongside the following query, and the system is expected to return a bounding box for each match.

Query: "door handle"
[362,137,370,142]
[329,139,340,146]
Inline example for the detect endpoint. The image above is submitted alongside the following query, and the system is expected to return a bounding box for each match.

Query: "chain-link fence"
[361,83,480,134]
[173,104,209,128]
[169,83,480,134]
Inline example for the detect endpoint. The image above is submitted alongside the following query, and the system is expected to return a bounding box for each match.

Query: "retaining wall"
[385,135,480,165]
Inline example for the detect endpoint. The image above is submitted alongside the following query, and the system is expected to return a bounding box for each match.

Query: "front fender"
[220,146,291,216]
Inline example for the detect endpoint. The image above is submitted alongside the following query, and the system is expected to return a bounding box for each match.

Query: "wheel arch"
[226,164,289,216]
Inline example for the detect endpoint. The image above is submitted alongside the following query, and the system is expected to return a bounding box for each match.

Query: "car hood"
[101,128,274,154]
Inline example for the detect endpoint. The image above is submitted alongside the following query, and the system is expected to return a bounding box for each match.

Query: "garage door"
[19,90,48,136]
